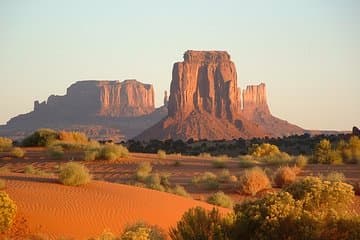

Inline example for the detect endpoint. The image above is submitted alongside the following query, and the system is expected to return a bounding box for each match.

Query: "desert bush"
[322,171,345,183]
[22,128,59,147]
[259,152,292,166]
[47,145,64,159]
[83,149,98,161]
[98,144,129,161]
[169,207,232,240]
[338,136,360,164]
[0,137,12,151]
[233,191,314,240]
[237,155,256,168]
[212,157,227,168]
[0,166,10,174]
[293,155,308,168]
[250,143,280,157]
[274,166,297,187]
[0,179,5,190]
[157,150,166,159]
[58,162,91,186]
[23,165,49,176]
[313,139,343,164]
[159,173,171,188]
[218,169,231,183]
[284,176,354,217]
[170,185,190,198]
[191,172,219,190]
[0,191,17,232]
[199,152,212,158]
[238,167,271,196]
[58,131,88,144]
[173,160,181,167]
[146,173,165,192]
[207,191,233,209]
[135,162,152,182]
[89,230,120,240]
[10,147,25,158]
[121,222,166,240]
[321,216,360,240]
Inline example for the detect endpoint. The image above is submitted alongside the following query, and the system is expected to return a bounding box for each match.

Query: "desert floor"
[0,148,359,239]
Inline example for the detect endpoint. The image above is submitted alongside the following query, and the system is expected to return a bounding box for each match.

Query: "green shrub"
[237,155,256,168]
[169,207,232,240]
[98,144,129,161]
[58,162,91,186]
[83,149,98,161]
[212,157,227,169]
[274,166,297,188]
[146,173,165,192]
[10,147,25,158]
[207,191,233,209]
[121,222,166,240]
[47,145,64,159]
[0,191,17,232]
[238,167,271,196]
[322,171,345,183]
[338,136,360,164]
[293,155,308,168]
[284,176,354,217]
[135,162,152,182]
[191,172,219,190]
[0,137,12,151]
[0,179,5,190]
[313,139,343,164]
[24,165,49,176]
[22,128,59,147]
[170,185,190,198]
[250,143,280,157]
[157,150,166,159]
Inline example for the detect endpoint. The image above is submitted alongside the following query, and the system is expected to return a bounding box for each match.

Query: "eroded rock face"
[4,80,164,141]
[242,83,270,117]
[168,50,241,121]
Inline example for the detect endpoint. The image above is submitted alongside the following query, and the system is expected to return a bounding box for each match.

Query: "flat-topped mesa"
[168,50,241,121]
[183,50,231,63]
[242,83,270,116]
[34,80,155,118]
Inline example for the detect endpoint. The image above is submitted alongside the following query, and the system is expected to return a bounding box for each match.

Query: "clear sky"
[0,0,359,130]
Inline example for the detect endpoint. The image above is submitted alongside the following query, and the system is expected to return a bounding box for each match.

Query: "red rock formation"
[242,83,270,116]
[137,50,266,141]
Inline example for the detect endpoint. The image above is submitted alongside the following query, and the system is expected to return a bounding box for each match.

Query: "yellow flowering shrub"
[0,191,17,232]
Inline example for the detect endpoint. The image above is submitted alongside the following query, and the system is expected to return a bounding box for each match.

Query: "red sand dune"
[2,173,228,239]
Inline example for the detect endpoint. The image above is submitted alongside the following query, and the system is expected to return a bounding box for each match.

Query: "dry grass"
[238,167,271,196]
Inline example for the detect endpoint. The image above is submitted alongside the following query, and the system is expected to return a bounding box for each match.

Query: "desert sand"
[2,172,228,239]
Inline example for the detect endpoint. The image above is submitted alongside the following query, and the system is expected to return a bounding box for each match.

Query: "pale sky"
[0,0,359,130]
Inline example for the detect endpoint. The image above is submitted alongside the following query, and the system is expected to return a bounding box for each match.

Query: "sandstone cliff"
[137,50,303,141]
[3,80,165,141]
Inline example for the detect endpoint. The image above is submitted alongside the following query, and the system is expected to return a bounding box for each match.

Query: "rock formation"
[1,80,166,141]
[137,50,303,141]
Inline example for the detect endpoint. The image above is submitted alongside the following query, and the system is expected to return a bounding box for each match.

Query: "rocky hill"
[136,50,303,141]
[1,80,167,141]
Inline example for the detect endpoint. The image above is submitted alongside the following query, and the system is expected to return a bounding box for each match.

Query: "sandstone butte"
[136,50,303,140]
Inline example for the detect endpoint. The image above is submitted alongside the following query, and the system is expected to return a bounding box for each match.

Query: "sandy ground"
[0,148,359,239]
[1,172,228,239]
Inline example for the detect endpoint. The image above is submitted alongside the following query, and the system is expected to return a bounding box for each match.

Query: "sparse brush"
[199,152,212,158]
[58,162,91,186]
[170,185,190,198]
[212,158,227,169]
[135,162,152,182]
[0,137,12,152]
[191,172,219,190]
[294,155,308,168]
[98,144,129,161]
[146,173,165,192]
[10,147,25,158]
[322,171,345,183]
[0,166,10,174]
[173,160,181,167]
[121,222,167,240]
[157,149,166,159]
[83,149,98,161]
[274,166,297,188]
[237,155,256,168]
[47,145,64,159]
[238,167,271,196]
[207,191,233,209]
[89,229,120,240]
[24,165,49,176]
[218,169,231,183]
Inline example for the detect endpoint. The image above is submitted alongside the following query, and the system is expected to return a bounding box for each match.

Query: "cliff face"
[137,51,268,141]
[137,50,303,141]
[4,80,164,141]
[168,50,241,121]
